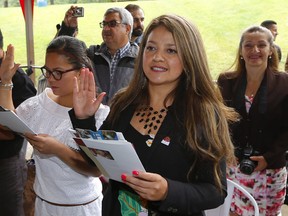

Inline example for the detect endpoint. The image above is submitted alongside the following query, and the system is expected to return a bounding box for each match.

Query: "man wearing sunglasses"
[56,6,138,105]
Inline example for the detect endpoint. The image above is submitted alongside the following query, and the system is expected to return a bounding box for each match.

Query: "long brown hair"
[108,14,237,189]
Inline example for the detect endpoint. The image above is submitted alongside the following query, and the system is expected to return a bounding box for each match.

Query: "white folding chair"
[205,178,259,216]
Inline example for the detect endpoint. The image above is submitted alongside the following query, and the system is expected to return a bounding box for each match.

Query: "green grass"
[0,0,288,83]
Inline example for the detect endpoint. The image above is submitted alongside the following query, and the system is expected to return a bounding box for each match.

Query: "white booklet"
[71,129,145,182]
[0,106,36,135]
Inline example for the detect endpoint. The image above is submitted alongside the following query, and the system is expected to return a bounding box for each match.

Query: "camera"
[235,146,260,175]
[73,7,84,17]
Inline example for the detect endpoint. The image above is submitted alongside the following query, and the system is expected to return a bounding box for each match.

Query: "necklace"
[135,106,168,135]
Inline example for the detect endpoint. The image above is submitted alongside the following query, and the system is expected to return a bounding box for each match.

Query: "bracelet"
[0,81,13,89]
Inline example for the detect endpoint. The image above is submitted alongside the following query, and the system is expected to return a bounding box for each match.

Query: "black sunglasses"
[99,20,124,28]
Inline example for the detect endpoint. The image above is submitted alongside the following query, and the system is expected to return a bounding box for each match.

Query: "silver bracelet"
[0,81,13,89]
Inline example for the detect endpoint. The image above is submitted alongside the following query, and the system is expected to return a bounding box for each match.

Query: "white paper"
[0,108,36,135]
[74,136,145,182]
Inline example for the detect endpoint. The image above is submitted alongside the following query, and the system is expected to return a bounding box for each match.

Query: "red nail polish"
[132,170,139,176]
[121,174,127,182]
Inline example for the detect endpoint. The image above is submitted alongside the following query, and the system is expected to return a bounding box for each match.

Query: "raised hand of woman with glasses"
[73,69,106,119]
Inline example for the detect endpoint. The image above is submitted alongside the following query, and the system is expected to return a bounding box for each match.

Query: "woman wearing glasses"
[0,36,109,216]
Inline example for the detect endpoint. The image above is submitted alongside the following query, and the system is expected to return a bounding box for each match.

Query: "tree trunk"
[4,0,8,7]
[50,0,54,4]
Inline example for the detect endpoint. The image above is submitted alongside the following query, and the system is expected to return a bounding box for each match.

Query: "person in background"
[285,56,288,72]
[218,25,288,216]
[0,29,36,216]
[57,6,139,105]
[261,20,282,61]
[0,36,109,216]
[125,4,145,45]
[55,6,79,38]
[38,6,81,94]
[69,14,237,216]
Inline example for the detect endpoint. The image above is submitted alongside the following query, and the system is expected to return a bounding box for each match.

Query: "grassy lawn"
[0,0,288,82]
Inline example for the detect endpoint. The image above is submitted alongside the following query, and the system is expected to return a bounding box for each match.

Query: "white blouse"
[16,88,110,204]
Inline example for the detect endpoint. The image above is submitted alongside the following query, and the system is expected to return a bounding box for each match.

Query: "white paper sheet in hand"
[74,137,145,182]
[0,107,36,135]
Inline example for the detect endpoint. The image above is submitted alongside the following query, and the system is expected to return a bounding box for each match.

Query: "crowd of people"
[0,3,288,216]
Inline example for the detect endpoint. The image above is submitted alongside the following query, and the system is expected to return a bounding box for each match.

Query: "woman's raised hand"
[73,68,105,119]
[0,44,19,83]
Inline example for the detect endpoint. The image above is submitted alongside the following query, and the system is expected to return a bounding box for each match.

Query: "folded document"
[71,128,145,182]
